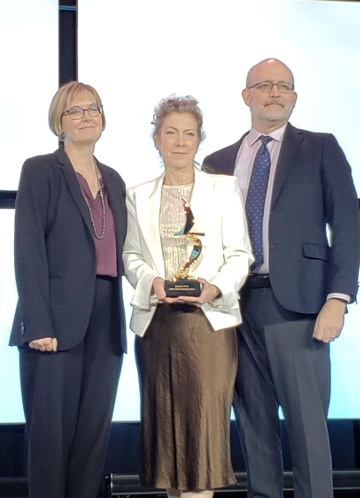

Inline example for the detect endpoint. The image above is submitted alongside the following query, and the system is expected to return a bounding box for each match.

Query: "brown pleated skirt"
[135,303,238,491]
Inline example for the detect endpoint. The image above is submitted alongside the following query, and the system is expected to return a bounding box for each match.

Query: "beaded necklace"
[76,158,106,240]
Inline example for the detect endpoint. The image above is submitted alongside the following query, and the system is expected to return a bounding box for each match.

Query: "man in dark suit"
[203,58,360,498]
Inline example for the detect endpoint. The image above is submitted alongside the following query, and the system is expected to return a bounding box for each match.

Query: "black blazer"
[10,148,127,353]
[203,123,360,314]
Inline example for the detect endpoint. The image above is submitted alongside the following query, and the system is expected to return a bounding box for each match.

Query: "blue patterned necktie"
[246,135,272,270]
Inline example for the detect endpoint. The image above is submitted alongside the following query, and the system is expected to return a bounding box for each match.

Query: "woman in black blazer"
[10,82,127,498]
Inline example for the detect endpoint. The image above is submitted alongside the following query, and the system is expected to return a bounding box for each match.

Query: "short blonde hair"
[48,81,106,140]
[152,95,205,145]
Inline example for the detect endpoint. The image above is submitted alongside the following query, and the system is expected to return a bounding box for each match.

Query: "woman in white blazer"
[123,96,253,498]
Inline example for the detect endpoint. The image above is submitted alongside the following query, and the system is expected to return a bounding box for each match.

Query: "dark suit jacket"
[10,147,127,352]
[203,123,360,314]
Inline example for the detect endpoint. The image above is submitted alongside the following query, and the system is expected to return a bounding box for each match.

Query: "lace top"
[160,183,194,279]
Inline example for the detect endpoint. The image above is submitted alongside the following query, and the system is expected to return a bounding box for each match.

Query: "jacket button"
[20,321,25,335]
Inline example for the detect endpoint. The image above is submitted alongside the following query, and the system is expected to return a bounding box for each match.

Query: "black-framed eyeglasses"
[248,82,295,94]
[62,104,103,120]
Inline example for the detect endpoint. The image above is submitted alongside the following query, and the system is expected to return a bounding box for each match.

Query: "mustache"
[265,100,284,107]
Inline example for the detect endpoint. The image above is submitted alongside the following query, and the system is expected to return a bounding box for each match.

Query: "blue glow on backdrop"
[0,0,359,423]
[78,0,360,421]
[0,0,58,423]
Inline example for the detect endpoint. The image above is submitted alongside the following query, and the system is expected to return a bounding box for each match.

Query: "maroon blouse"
[77,173,117,277]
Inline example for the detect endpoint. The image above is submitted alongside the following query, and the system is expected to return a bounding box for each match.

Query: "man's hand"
[29,337,58,352]
[312,299,346,343]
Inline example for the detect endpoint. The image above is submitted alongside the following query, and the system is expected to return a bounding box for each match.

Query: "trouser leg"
[263,296,332,498]
[233,290,283,498]
[66,277,123,498]
[234,287,332,498]
[19,342,85,498]
[20,277,123,498]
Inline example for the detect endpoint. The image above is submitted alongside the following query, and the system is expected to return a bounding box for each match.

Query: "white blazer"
[123,167,254,336]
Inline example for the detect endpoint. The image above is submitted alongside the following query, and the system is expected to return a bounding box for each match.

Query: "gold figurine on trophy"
[165,198,204,297]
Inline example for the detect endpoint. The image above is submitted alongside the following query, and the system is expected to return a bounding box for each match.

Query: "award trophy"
[165,198,204,297]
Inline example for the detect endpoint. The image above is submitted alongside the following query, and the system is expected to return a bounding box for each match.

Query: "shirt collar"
[246,122,288,147]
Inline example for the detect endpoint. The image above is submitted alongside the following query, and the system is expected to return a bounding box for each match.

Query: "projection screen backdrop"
[0,0,359,423]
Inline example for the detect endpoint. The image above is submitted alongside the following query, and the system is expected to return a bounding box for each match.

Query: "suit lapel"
[137,173,165,275]
[222,134,248,175]
[271,124,303,209]
[55,148,94,237]
[224,141,242,174]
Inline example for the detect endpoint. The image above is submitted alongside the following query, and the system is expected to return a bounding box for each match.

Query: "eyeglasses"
[248,82,294,94]
[62,104,103,120]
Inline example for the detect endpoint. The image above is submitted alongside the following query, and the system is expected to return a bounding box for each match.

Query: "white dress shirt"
[234,123,287,275]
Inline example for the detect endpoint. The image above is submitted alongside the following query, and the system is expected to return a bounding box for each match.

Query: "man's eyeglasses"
[248,82,295,94]
[62,104,103,120]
